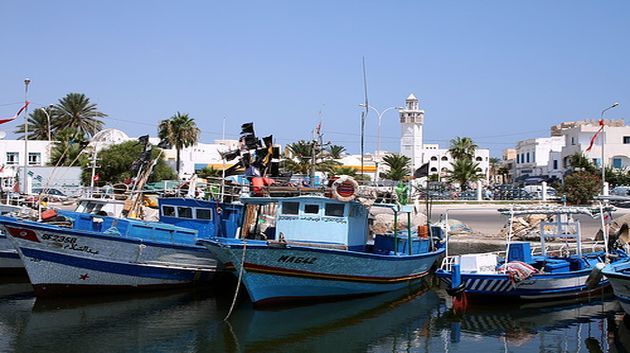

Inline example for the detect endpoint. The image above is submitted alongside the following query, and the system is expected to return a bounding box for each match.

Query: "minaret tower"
[399,94,425,170]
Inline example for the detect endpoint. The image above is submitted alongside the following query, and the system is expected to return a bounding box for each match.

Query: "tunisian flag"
[585,119,605,152]
[0,101,30,125]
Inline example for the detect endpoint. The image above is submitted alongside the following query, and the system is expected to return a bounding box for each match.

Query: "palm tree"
[448,137,478,161]
[158,112,200,175]
[14,108,52,140]
[327,145,346,159]
[381,153,411,181]
[49,128,87,166]
[282,140,340,175]
[447,158,483,189]
[333,166,358,178]
[51,93,107,138]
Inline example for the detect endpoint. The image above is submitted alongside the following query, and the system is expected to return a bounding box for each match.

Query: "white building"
[397,94,491,181]
[559,122,630,171]
[513,136,565,180]
[0,138,54,191]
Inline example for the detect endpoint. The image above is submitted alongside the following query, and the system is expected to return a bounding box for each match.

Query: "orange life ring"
[332,175,358,202]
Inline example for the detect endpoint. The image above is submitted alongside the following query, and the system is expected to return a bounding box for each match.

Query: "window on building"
[177,207,193,218]
[571,137,575,145]
[6,152,18,165]
[593,158,601,167]
[430,156,437,161]
[475,156,482,161]
[553,160,558,170]
[162,206,176,217]
[282,202,299,215]
[516,155,520,164]
[624,136,630,144]
[325,203,345,217]
[532,152,535,162]
[28,152,41,166]
[430,167,437,172]
[196,208,212,220]
[613,158,623,169]
[526,153,530,163]
[304,204,319,214]
[441,156,448,161]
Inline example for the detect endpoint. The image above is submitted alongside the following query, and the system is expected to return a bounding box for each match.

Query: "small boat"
[0,198,244,296]
[0,204,27,273]
[602,257,630,315]
[436,205,625,302]
[199,194,445,306]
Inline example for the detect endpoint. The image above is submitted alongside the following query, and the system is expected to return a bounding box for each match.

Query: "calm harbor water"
[0,276,628,353]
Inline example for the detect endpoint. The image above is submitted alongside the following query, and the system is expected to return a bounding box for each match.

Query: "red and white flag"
[585,119,605,152]
[0,101,30,125]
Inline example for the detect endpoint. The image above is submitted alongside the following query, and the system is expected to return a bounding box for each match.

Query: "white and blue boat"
[436,206,625,302]
[199,195,445,306]
[602,257,630,315]
[0,198,244,296]
[0,205,27,273]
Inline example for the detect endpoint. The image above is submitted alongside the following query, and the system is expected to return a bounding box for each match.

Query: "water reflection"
[0,276,628,353]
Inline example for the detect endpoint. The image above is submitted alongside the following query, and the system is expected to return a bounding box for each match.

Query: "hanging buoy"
[585,262,605,289]
[332,175,358,202]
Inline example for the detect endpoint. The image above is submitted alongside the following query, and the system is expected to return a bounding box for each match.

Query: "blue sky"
[1,1,628,156]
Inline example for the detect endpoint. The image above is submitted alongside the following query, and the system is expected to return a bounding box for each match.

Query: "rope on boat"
[223,240,247,322]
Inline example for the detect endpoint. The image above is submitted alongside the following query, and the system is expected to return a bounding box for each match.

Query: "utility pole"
[89,144,99,195]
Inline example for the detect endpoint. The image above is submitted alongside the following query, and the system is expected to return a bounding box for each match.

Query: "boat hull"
[603,260,630,315]
[0,234,23,272]
[436,269,608,301]
[0,220,216,297]
[202,239,444,305]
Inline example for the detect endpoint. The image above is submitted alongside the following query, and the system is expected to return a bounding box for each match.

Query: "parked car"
[27,188,69,204]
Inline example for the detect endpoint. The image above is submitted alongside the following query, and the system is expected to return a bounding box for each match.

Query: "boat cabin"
[158,198,244,238]
[244,196,369,251]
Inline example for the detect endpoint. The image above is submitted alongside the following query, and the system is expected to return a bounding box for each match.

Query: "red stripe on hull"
[242,262,430,284]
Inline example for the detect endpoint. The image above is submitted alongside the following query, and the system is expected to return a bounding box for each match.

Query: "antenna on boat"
[360,57,369,180]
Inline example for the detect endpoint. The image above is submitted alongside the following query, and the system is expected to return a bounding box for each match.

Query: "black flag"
[413,163,430,179]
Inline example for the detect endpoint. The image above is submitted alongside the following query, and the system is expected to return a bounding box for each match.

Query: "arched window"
[441,167,449,172]
[430,167,438,172]
[430,156,438,161]
[441,156,448,161]
[475,156,483,161]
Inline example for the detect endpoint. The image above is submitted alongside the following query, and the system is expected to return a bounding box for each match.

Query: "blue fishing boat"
[0,198,244,296]
[199,195,445,305]
[602,257,630,315]
[436,206,626,302]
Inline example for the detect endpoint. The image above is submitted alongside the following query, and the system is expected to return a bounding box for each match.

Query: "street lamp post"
[40,105,54,161]
[358,104,403,156]
[600,102,620,195]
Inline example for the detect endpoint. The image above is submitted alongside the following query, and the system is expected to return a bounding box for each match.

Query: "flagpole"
[600,102,620,196]
[22,78,30,194]
[220,117,226,203]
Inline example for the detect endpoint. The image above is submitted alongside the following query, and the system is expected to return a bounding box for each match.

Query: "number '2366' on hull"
[200,238,445,305]
[0,219,215,297]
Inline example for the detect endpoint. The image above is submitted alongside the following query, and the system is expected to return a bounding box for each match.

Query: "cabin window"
[162,206,176,217]
[304,204,319,214]
[282,202,299,215]
[325,203,345,217]
[196,208,212,220]
[177,207,193,218]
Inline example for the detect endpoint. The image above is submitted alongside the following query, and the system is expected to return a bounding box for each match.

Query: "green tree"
[447,158,484,190]
[49,128,87,167]
[81,141,176,185]
[328,145,346,159]
[381,153,411,181]
[559,171,601,205]
[158,112,200,175]
[567,153,598,174]
[282,140,340,175]
[448,137,478,161]
[333,166,358,178]
[14,108,52,140]
[605,166,630,187]
[197,166,222,179]
[52,93,106,138]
